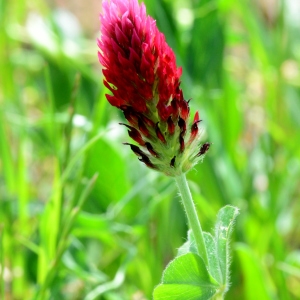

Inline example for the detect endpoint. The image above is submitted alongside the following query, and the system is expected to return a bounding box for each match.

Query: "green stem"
[175,173,208,267]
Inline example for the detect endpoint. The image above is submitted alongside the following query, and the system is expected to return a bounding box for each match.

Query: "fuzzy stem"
[175,173,209,267]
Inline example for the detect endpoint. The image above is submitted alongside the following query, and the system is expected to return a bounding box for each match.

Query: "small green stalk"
[175,173,209,267]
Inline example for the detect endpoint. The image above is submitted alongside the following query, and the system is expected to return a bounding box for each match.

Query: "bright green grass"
[1,0,300,299]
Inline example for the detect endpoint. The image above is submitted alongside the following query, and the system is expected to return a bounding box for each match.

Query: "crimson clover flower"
[98,0,210,176]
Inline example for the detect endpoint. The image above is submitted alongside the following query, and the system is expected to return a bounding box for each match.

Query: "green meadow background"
[1,0,300,299]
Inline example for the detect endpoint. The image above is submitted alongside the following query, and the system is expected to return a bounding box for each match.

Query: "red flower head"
[98,0,209,176]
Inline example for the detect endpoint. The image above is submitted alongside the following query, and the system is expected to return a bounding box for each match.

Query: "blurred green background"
[1,0,300,299]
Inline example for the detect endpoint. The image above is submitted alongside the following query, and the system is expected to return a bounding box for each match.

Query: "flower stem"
[175,173,208,266]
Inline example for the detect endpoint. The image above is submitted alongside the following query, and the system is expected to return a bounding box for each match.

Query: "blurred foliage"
[0,0,300,299]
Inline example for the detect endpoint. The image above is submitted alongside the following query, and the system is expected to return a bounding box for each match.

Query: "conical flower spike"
[98,0,210,176]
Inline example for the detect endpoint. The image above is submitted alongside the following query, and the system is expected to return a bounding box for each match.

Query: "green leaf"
[177,230,198,256]
[177,231,222,284]
[153,253,218,300]
[215,205,239,285]
[203,232,222,284]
